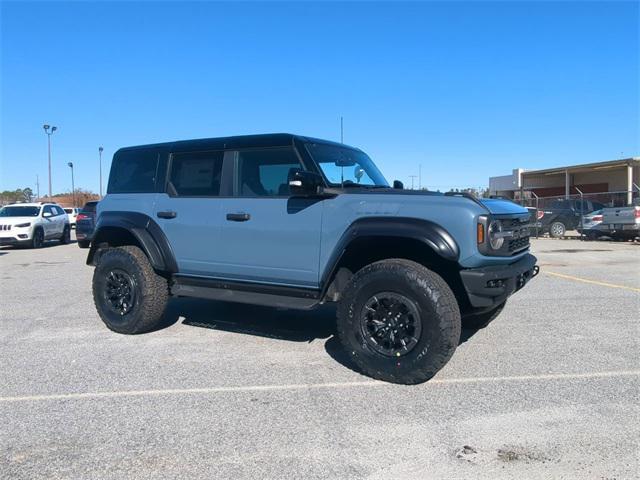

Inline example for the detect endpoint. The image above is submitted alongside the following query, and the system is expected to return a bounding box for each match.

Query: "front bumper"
[460,253,539,309]
[0,236,29,246]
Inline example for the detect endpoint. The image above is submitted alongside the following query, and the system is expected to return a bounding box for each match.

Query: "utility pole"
[340,116,343,143]
[36,175,40,200]
[418,164,422,190]
[409,175,418,190]
[67,162,75,207]
[99,146,104,198]
[43,124,58,199]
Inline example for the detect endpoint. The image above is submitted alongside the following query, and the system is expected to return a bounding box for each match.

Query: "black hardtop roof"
[115,133,361,155]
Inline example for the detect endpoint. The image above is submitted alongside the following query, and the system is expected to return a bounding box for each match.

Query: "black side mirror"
[288,169,323,196]
[393,180,404,190]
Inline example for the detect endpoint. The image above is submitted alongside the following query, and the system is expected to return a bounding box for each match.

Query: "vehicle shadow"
[160,297,483,376]
[162,297,336,342]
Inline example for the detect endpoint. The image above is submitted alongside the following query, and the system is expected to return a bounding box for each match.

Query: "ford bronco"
[88,134,538,384]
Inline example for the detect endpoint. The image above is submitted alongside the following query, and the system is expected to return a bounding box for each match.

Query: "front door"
[216,147,324,288]
[41,205,58,238]
[154,149,227,276]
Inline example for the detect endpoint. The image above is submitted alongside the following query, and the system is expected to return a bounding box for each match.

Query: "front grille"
[508,236,530,253]
[0,225,11,231]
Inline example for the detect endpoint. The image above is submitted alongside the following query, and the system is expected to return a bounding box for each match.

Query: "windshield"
[305,143,389,187]
[0,206,41,217]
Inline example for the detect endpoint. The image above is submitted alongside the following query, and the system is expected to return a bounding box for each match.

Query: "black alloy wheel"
[104,269,137,316]
[360,292,422,357]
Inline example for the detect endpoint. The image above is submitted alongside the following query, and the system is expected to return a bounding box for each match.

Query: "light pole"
[98,146,104,198]
[67,162,76,207]
[43,124,58,199]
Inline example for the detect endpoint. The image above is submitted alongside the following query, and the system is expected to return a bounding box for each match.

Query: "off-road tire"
[78,240,91,249]
[60,225,71,244]
[462,301,506,330]
[336,259,461,384]
[31,228,44,249]
[92,245,169,334]
[549,221,566,238]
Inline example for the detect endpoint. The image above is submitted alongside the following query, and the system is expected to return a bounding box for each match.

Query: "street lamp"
[99,146,104,198]
[43,124,58,199]
[67,162,76,207]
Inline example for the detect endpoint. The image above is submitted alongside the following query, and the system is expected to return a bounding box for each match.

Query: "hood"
[479,198,529,215]
[0,216,37,225]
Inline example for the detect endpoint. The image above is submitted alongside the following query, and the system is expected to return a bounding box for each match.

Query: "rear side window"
[82,202,98,213]
[169,151,224,196]
[108,150,159,194]
[236,147,302,197]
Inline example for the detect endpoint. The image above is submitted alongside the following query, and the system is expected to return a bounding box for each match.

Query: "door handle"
[226,213,251,222]
[157,211,177,219]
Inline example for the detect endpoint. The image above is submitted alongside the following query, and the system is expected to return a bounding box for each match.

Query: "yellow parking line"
[545,271,640,293]
[0,370,638,403]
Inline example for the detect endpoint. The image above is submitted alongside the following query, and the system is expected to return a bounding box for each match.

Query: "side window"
[236,147,302,197]
[54,206,64,216]
[169,151,224,196]
[43,205,54,216]
[108,150,159,194]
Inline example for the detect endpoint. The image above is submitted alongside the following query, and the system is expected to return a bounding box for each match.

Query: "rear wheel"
[549,221,566,238]
[92,245,169,334]
[336,259,461,384]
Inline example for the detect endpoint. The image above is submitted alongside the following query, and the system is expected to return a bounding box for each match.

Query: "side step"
[171,275,321,310]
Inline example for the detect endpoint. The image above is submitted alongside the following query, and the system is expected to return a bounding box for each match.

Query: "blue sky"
[1,1,638,194]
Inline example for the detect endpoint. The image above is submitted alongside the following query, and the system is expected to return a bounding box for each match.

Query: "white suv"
[64,207,81,228]
[0,202,71,248]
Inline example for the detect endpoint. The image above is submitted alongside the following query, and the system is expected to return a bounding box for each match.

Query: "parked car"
[76,201,99,248]
[538,199,605,238]
[64,207,81,228]
[602,205,640,240]
[577,209,607,240]
[0,202,71,248]
[87,133,539,385]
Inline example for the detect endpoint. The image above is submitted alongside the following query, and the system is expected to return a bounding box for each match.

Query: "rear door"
[154,149,227,275]
[215,147,323,287]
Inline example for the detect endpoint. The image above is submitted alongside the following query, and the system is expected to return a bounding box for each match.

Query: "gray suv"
[88,134,538,384]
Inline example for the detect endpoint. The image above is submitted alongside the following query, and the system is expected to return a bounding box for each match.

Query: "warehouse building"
[489,157,640,205]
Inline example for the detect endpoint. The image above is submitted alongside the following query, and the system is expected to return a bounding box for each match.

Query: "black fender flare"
[87,211,178,273]
[320,217,460,291]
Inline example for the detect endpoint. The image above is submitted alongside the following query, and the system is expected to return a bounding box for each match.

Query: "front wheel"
[549,221,566,238]
[60,225,71,244]
[92,245,169,334]
[31,228,44,249]
[336,259,461,384]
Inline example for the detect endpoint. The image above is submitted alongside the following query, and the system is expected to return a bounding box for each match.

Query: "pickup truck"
[538,199,605,238]
[87,133,539,384]
[602,205,640,239]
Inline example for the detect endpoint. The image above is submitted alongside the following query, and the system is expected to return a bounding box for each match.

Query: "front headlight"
[15,222,31,228]
[488,220,504,250]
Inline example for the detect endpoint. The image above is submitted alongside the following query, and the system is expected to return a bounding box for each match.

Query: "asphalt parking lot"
[1,237,639,479]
